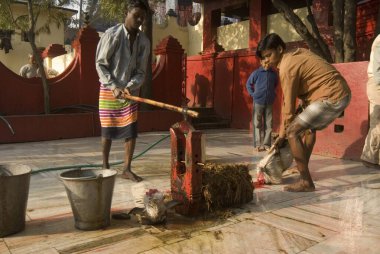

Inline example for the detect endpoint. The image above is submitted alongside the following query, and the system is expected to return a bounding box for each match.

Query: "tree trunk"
[332,0,344,63]
[27,0,50,114]
[271,0,333,63]
[79,0,83,28]
[343,0,356,62]
[87,0,99,17]
[305,0,333,62]
[30,41,50,114]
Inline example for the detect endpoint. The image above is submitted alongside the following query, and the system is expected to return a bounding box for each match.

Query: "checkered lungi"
[296,95,351,131]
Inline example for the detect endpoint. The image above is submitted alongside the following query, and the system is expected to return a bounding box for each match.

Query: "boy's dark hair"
[256,33,286,59]
[126,0,149,13]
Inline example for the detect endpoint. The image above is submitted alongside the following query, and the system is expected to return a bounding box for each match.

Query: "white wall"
[152,16,189,56]
[43,46,75,78]
[152,6,204,57]
[267,7,311,43]
[217,20,249,51]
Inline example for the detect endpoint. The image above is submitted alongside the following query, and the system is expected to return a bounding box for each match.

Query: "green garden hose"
[31,134,170,175]
[0,115,15,135]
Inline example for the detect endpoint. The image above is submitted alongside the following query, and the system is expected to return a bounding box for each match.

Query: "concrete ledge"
[0,113,100,143]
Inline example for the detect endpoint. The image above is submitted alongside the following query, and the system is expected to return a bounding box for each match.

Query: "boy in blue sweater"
[246,59,278,152]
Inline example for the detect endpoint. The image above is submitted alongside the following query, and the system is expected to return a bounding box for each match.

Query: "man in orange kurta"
[256,33,351,192]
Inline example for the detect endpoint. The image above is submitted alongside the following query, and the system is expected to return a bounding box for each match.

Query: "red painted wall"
[186,49,283,131]
[186,49,368,160]
[0,26,101,143]
[0,63,45,115]
[0,113,99,143]
[214,52,235,120]
[0,28,188,143]
[0,111,182,143]
[152,36,184,107]
[230,51,256,129]
[356,0,380,60]
[0,28,96,116]
[313,62,368,160]
[186,55,213,108]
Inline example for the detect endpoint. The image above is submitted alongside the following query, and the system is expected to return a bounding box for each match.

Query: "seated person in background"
[19,54,40,78]
[47,68,59,78]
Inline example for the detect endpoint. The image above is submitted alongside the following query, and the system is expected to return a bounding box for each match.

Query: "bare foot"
[257,146,266,152]
[121,170,143,182]
[283,179,315,192]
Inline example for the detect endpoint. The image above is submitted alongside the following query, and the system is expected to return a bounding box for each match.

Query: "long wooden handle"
[123,94,199,118]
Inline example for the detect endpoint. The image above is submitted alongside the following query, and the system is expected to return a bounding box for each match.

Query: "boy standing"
[246,59,278,152]
[256,33,351,192]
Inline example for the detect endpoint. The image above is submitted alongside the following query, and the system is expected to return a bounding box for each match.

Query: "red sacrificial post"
[170,120,203,216]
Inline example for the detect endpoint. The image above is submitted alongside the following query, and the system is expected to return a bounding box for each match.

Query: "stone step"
[193,120,230,130]
[191,115,227,123]
[190,107,215,115]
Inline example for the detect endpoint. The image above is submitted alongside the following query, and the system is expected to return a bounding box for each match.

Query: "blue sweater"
[246,66,278,105]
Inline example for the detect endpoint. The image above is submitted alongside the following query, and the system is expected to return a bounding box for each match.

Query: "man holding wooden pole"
[95,0,150,182]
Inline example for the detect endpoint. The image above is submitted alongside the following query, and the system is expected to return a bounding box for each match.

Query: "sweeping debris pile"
[201,163,254,211]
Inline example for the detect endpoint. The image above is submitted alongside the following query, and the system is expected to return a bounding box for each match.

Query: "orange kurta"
[278,48,351,137]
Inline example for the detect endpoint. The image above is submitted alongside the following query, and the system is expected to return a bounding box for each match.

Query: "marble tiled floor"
[1,129,379,254]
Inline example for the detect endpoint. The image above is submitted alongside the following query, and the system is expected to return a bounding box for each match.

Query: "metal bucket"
[60,169,117,230]
[0,164,31,237]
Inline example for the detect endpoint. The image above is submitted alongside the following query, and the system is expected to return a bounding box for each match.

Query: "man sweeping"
[95,0,150,182]
[256,33,351,192]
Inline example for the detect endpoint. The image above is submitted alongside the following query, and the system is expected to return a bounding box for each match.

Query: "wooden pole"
[123,94,199,118]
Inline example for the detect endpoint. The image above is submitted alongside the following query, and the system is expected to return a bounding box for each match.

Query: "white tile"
[305,233,380,254]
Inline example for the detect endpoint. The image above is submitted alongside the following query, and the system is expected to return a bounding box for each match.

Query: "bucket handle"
[79,173,103,181]
[0,167,13,176]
